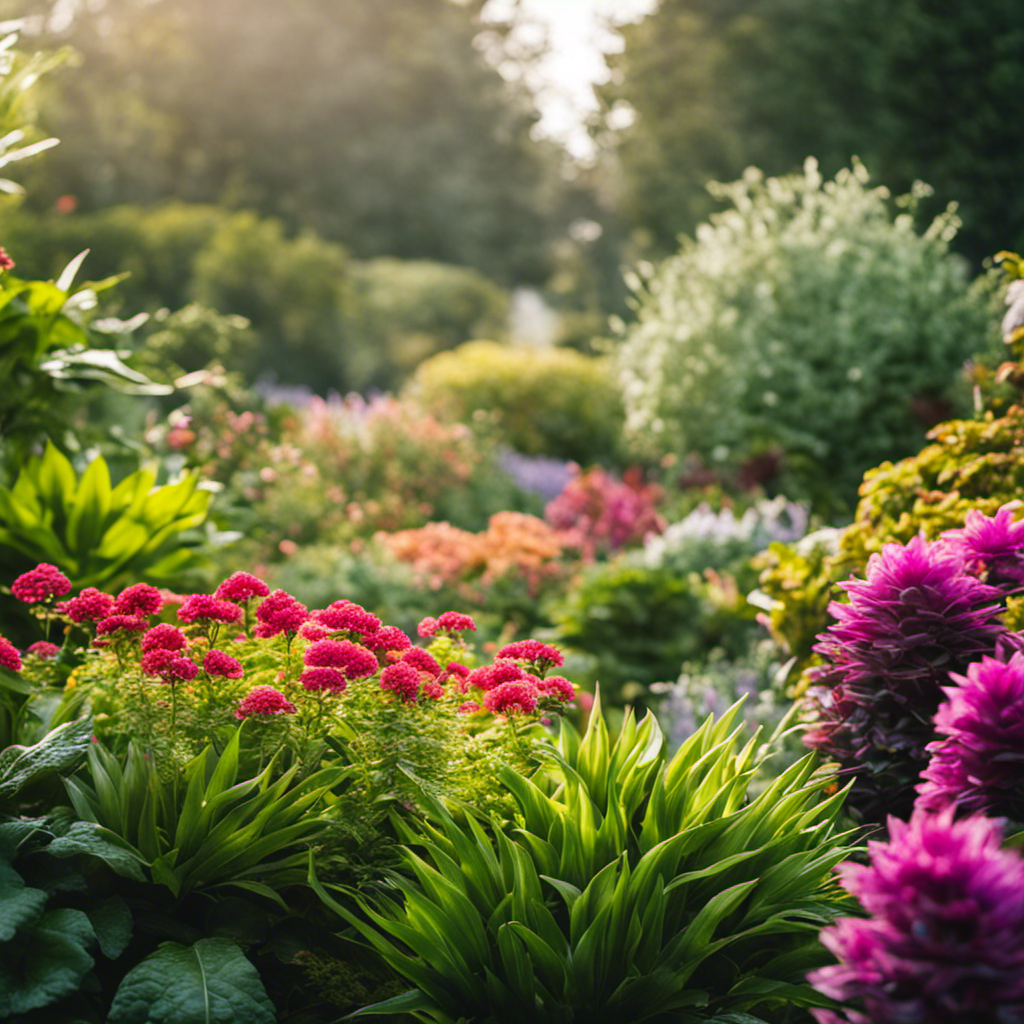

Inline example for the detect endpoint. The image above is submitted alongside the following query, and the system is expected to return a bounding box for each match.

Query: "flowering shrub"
[804,511,1024,823]
[380,511,573,632]
[810,808,1024,1024]
[544,464,666,559]
[615,159,997,506]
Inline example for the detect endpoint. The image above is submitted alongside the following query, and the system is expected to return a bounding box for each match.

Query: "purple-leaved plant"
[809,808,1024,1024]
[917,651,1024,821]
[805,533,1006,822]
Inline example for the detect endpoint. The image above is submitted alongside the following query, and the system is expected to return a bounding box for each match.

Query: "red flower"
[469,659,525,691]
[0,246,15,271]
[0,636,22,672]
[300,666,347,693]
[142,650,197,682]
[539,676,576,702]
[178,594,244,625]
[304,639,378,679]
[298,621,333,642]
[457,701,482,714]
[11,563,71,604]
[113,583,164,617]
[483,680,539,716]
[141,624,188,653]
[422,679,444,700]
[363,626,412,654]
[215,571,270,602]
[437,611,477,633]
[401,647,442,678]
[96,615,148,636]
[497,640,564,673]
[381,662,421,702]
[203,649,244,679]
[254,590,308,636]
[314,600,381,638]
[26,641,60,659]
[417,616,439,637]
[235,686,297,720]
[56,588,115,623]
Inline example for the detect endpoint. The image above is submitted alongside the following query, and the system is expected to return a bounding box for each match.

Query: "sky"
[481,0,657,159]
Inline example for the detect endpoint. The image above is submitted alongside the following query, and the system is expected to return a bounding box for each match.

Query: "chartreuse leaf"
[106,938,275,1024]
[65,455,112,556]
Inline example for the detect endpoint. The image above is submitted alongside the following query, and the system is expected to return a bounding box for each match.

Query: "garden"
[3,5,1024,1023]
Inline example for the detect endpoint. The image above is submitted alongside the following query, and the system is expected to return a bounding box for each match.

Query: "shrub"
[405,339,625,465]
[615,159,999,508]
[326,699,853,1023]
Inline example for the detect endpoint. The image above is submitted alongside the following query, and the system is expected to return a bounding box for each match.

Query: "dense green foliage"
[407,340,625,464]
[615,160,998,507]
[329,700,852,1023]
[599,0,1024,265]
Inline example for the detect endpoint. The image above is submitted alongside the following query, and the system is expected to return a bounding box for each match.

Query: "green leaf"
[0,718,93,803]
[45,821,148,882]
[106,938,276,1024]
[85,895,133,959]
[0,858,47,940]
[66,456,113,556]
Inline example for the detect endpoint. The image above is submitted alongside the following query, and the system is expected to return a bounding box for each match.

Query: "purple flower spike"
[809,808,1024,1024]
[805,534,1005,822]
[918,652,1024,819]
[944,504,1024,590]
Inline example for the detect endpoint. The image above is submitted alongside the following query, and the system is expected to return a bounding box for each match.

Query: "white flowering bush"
[616,159,999,505]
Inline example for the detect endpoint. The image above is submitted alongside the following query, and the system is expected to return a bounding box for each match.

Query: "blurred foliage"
[598,0,1024,266]
[4,204,515,394]
[348,258,509,391]
[406,339,625,465]
[10,0,576,284]
[615,160,1000,511]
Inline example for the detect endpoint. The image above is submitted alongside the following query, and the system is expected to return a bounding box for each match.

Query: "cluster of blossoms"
[544,465,666,560]
[6,562,579,734]
[807,504,1024,1021]
[804,515,1019,822]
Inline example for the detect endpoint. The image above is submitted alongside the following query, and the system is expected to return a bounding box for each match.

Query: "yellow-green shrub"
[405,340,624,465]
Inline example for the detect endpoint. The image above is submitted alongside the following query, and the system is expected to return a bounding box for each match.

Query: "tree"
[8,0,572,283]
[597,0,1024,265]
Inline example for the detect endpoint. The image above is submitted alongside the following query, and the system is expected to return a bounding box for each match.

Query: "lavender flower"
[917,652,1024,820]
[805,534,1005,821]
[809,808,1024,1024]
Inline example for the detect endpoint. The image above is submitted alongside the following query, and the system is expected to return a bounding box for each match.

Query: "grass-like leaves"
[319,696,855,1023]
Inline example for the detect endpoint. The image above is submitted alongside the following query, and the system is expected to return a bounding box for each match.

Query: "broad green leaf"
[0,858,47,940]
[0,718,93,803]
[106,938,275,1024]
[44,821,148,882]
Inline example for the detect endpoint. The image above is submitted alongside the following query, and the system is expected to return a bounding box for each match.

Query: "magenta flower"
[0,636,22,672]
[215,571,270,602]
[300,666,347,694]
[303,638,378,679]
[496,639,564,674]
[944,505,1024,590]
[178,594,244,625]
[483,679,539,716]
[539,676,576,703]
[235,686,297,720]
[254,590,308,637]
[113,583,164,617]
[400,647,442,678]
[95,614,148,636]
[203,649,244,679]
[11,563,71,604]
[26,641,60,659]
[363,626,412,654]
[809,808,1024,1024]
[468,659,526,692]
[380,662,421,702]
[805,535,1006,821]
[313,600,381,638]
[56,588,115,623]
[917,652,1024,819]
[141,624,188,653]
[417,616,438,638]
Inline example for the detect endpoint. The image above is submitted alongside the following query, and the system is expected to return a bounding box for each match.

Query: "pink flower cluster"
[235,686,296,720]
[545,465,666,559]
[12,563,71,604]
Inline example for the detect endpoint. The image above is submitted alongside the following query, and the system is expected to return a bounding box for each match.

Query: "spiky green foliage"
[316,698,854,1023]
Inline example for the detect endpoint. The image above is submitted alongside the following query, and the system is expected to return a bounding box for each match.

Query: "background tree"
[8,0,573,283]
[597,0,1024,265]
